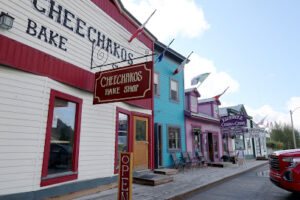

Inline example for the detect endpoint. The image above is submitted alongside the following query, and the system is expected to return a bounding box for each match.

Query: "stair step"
[133,173,173,186]
[154,168,179,175]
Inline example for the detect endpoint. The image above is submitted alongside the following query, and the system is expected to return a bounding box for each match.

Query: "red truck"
[269,149,300,192]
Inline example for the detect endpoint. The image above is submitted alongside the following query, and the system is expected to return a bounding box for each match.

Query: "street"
[186,164,300,200]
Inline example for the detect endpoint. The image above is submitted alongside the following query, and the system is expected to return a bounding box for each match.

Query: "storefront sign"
[222,127,265,137]
[221,128,248,135]
[93,62,152,104]
[28,0,136,65]
[118,152,133,200]
[220,114,247,128]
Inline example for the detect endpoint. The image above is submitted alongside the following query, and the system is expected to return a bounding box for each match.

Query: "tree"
[270,122,300,149]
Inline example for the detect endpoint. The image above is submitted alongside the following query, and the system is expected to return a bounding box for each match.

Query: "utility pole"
[290,108,300,149]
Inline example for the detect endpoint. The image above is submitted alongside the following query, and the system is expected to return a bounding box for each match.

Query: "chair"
[188,152,201,168]
[181,152,192,168]
[196,151,206,167]
[171,153,185,169]
[221,155,229,162]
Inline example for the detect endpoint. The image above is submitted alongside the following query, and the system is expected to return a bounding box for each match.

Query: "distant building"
[184,88,223,162]
[219,105,267,159]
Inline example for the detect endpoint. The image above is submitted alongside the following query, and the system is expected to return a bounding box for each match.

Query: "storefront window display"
[235,134,245,150]
[168,126,181,152]
[41,90,82,186]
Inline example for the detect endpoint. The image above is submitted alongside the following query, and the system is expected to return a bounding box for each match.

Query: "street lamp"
[290,107,300,149]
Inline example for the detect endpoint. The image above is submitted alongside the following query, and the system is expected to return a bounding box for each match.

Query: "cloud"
[287,97,300,111]
[245,97,300,131]
[122,0,210,41]
[184,53,240,98]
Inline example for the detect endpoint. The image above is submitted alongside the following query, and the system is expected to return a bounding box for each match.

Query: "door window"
[136,120,146,141]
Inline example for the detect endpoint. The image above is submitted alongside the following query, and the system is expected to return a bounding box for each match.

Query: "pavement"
[74,160,268,200]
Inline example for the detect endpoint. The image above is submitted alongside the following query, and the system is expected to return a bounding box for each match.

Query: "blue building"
[153,41,187,168]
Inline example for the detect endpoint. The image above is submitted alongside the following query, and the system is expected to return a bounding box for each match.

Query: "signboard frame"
[220,114,247,128]
[93,62,153,104]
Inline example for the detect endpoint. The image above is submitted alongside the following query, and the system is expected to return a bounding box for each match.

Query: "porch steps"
[133,172,173,186]
[153,168,179,175]
[207,162,233,168]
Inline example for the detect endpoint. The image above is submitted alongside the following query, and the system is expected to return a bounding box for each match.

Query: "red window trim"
[114,107,131,174]
[41,89,82,187]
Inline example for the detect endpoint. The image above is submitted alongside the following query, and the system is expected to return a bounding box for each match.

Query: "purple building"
[184,88,223,162]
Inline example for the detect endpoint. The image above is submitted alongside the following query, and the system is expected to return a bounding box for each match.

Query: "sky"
[122,0,300,130]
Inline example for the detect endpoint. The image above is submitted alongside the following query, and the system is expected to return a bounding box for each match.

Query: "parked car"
[269,149,300,192]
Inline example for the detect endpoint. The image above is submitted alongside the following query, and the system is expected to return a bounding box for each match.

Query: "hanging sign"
[118,152,133,200]
[220,114,247,128]
[93,62,153,104]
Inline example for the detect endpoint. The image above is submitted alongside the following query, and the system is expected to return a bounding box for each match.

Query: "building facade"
[219,105,267,159]
[0,0,155,198]
[153,41,187,168]
[184,88,223,162]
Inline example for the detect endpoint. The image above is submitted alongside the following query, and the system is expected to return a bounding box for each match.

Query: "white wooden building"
[0,0,155,199]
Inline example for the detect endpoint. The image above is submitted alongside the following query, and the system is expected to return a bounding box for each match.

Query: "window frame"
[41,89,82,187]
[169,78,179,103]
[167,125,182,153]
[114,107,131,174]
[154,71,160,97]
[190,95,198,112]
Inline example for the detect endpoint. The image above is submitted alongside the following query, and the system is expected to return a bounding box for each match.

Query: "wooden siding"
[153,55,186,167]
[0,0,154,195]
[0,65,152,195]
[0,0,151,72]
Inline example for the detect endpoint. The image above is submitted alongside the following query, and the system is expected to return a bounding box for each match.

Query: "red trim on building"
[41,89,82,186]
[91,0,153,50]
[0,34,153,110]
[114,107,131,174]
[0,35,95,92]
[41,174,78,187]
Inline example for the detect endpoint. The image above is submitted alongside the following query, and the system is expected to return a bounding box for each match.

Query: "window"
[167,126,181,152]
[235,134,244,150]
[154,72,160,97]
[190,96,198,112]
[213,135,218,159]
[115,112,129,173]
[170,79,179,102]
[223,137,228,155]
[193,129,202,153]
[136,120,146,141]
[213,104,219,117]
[41,90,82,186]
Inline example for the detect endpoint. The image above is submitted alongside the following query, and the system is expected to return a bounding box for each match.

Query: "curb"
[166,161,268,200]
